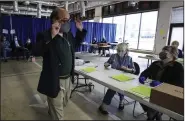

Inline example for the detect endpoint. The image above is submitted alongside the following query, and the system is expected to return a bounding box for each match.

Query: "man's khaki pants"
[47,77,72,120]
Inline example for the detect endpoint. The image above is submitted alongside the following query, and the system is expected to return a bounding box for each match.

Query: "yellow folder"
[130,85,151,98]
[81,67,96,73]
[111,74,134,82]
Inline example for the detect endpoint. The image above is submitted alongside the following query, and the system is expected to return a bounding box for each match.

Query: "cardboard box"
[150,83,184,115]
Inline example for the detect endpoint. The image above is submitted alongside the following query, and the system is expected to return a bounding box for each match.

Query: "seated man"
[24,38,32,60]
[1,36,12,62]
[98,37,110,56]
[13,36,28,60]
[139,46,184,120]
[171,41,183,58]
[89,37,97,53]
[99,43,135,114]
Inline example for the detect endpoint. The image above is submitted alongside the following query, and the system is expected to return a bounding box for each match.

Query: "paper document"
[10,29,15,34]
[81,67,96,73]
[2,29,8,34]
[111,74,134,82]
[129,85,151,98]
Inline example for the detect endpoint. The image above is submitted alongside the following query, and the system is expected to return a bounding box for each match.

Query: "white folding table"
[75,63,184,120]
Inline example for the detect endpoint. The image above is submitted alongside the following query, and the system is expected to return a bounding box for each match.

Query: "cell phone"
[84,61,90,63]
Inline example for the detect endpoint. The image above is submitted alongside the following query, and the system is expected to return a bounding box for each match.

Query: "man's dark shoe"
[118,104,124,111]
[98,106,109,115]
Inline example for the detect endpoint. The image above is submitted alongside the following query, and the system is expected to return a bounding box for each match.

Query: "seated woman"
[139,46,184,120]
[99,43,135,114]
[171,41,183,58]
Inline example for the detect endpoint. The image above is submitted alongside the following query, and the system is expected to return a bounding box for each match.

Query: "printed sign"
[10,29,15,34]
[2,29,8,34]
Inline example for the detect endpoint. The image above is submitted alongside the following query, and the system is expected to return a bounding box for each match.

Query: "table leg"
[147,59,150,68]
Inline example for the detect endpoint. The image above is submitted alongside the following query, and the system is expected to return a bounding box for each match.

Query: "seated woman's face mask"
[118,50,127,57]
[159,50,173,60]
[118,45,127,57]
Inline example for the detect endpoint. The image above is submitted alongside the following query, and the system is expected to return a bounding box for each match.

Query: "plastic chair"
[133,62,140,75]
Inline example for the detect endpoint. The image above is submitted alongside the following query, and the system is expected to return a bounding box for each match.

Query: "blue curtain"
[93,22,103,42]
[2,15,51,45]
[11,16,32,45]
[2,15,117,52]
[31,18,51,43]
[2,15,11,42]
[102,23,117,43]
[83,22,94,43]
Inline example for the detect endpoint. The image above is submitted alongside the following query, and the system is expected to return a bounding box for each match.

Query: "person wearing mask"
[98,37,108,56]
[37,8,87,120]
[89,37,97,53]
[24,38,32,60]
[1,36,12,62]
[171,41,183,58]
[13,36,27,60]
[139,46,184,120]
[99,43,135,114]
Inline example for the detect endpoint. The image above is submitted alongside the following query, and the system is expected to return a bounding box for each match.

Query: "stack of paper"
[81,67,96,73]
[111,74,134,82]
[129,85,151,98]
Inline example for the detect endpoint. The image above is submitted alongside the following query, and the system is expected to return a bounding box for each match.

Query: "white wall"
[154,1,183,54]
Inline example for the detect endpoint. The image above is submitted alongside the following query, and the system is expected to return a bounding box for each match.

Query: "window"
[138,11,158,50]
[124,13,141,49]
[171,7,184,24]
[170,27,184,50]
[102,11,158,51]
[102,17,113,23]
[113,15,125,43]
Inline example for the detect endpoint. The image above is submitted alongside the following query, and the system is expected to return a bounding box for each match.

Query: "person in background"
[37,7,87,120]
[99,43,135,114]
[98,37,108,56]
[24,38,32,60]
[139,46,184,120]
[89,37,97,53]
[101,37,107,43]
[13,36,27,60]
[1,36,12,62]
[171,41,183,58]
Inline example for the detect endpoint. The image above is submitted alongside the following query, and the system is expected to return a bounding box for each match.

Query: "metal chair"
[132,62,148,118]
[70,58,95,98]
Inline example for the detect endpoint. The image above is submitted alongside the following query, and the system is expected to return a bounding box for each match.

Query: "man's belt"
[59,74,70,79]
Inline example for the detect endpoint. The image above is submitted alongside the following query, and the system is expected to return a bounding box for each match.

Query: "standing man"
[37,8,87,120]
